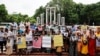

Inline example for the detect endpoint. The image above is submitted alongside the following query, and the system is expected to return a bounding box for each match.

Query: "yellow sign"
[17,36,26,49]
[81,25,88,30]
[53,35,63,47]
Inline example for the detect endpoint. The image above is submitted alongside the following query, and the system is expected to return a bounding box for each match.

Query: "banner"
[42,36,51,48]
[17,37,26,49]
[33,37,42,48]
[53,35,63,47]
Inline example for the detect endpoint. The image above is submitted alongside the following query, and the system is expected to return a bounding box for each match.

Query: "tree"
[0,4,8,22]
[33,0,100,25]
[33,6,45,19]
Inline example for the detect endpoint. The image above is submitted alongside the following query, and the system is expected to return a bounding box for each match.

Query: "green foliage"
[0,4,8,22]
[7,13,28,23]
[0,0,100,25]
[33,0,100,25]
[33,6,45,19]
[29,17,36,23]
[0,4,36,23]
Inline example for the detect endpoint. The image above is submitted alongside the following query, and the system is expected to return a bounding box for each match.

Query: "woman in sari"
[95,27,100,54]
[88,29,96,56]
[81,30,88,56]
[76,32,82,56]
[6,39,13,56]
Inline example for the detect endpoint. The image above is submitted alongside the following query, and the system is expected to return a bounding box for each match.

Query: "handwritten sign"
[53,35,63,47]
[81,25,88,30]
[42,36,51,48]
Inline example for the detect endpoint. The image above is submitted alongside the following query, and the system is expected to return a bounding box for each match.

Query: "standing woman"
[55,31,63,56]
[4,28,9,51]
[6,38,13,56]
[63,29,69,52]
[0,28,4,53]
[81,33,88,56]
[88,29,96,56]
[76,32,82,56]
[69,32,78,56]
[95,27,100,53]
[25,26,33,54]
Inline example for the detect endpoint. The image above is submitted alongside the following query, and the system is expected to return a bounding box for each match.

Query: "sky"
[0,0,100,17]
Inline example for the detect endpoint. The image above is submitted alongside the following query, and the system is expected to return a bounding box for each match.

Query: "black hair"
[5,28,8,32]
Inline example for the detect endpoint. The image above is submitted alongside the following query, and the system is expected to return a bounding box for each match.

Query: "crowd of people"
[0,22,100,56]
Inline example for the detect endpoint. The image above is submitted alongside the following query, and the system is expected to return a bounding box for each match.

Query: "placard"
[33,37,42,48]
[17,37,26,49]
[53,35,63,47]
[42,36,51,48]
[81,25,88,30]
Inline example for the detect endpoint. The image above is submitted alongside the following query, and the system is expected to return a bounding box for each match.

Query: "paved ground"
[0,53,68,56]
[0,52,100,56]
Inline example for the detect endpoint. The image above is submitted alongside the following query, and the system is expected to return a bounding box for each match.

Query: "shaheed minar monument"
[36,7,65,26]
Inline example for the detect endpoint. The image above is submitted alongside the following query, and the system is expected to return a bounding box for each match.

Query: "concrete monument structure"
[36,7,65,26]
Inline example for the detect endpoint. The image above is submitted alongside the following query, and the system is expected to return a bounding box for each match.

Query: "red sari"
[88,37,96,56]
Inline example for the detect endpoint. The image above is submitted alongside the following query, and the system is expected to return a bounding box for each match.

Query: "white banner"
[42,36,51,48]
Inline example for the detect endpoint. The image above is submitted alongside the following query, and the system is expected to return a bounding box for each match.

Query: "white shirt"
[19,23,25,31]
[0,32,4,41]
[26,31,33,41]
